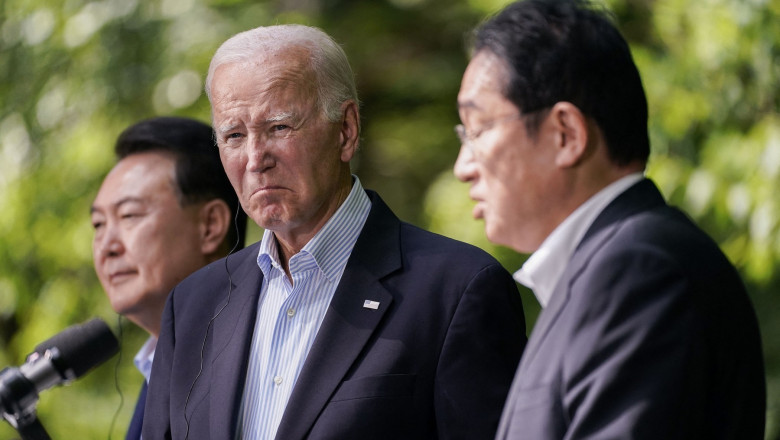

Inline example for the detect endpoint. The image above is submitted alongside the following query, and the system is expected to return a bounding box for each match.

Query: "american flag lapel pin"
[363,300,380,310]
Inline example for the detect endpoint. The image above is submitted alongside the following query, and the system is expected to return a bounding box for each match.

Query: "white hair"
[205,24,358,124]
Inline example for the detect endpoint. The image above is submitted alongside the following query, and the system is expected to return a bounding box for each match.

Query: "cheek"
[91,241,101,266]
[125,222,170,267]
[287,146,335,199]
[480,145,534,219]
[93,255,106,282]
[134,236,190,293]
[480,155,516,201]
[484,189,515,228]
[219,151,245,187]
[226,165,246,194]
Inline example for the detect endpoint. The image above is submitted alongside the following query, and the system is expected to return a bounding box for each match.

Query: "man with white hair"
[143,24,527,440]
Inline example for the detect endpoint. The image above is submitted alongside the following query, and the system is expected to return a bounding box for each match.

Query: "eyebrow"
[266,111,295,123]
[216,123,240,136]
[457,101,480,111]
[216,112,297,136]
[90,196,145,215]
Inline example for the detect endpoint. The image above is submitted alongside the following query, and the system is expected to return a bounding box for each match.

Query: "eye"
[271,124,290,132]
[117,209,145,223]
[90,213,105,230]
[219,132,245,148]
[224,132,244,143]
[119,212,144,222]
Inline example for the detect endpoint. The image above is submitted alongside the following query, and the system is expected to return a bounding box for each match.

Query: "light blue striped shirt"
[238,177,371,440]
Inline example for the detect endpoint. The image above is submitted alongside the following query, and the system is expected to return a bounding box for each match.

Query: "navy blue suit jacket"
[126,381,146,440]
[496,179,765,439]
[143,191,526,439]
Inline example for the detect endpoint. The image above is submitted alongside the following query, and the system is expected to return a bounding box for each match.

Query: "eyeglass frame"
[455,107,550,152]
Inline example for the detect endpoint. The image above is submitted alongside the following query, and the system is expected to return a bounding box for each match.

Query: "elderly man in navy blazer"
[142,24,527,440]
[454,0,765,438]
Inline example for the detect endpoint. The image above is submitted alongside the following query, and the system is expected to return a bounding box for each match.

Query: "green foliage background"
[0,0,777,438]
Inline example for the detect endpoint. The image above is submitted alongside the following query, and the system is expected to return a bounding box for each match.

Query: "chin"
[483,223,504,246]
[107,293,139,316]
[483,223,514,250]
[253,208,288,230]
[110,302,132,316]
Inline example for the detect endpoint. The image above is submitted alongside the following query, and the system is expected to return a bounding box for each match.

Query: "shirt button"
[287,308,295,318]
[274,376,283,385]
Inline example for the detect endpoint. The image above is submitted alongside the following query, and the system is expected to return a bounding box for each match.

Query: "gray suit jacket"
[143,191,527,439]
[496,179,765,439]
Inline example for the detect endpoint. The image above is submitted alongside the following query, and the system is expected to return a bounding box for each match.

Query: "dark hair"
[114,116,247,250]
[473,0,650,165]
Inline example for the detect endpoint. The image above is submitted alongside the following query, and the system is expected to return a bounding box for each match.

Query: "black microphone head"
[33,318,119,379]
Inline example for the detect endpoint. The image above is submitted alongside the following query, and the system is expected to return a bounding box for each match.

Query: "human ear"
[551,102,589,168]
[339,100,360,162]
[198,199,232,256]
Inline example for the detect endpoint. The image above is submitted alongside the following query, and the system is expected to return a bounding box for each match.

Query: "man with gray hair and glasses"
[143,24,527,440]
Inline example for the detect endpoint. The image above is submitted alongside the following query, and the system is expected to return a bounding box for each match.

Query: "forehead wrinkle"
[212,58,319,136]
[243,57,315,100]
[215,111,299,136]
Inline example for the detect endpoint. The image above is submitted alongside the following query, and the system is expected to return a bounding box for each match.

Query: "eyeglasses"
[454,113,523,151]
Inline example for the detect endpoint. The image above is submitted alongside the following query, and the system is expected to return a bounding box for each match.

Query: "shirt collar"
[133,335,157,383]
[257,176,371,282]
[514,173,644,307]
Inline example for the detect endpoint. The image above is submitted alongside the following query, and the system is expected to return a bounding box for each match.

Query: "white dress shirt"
[238,177,372,440]
[133,335,157,383]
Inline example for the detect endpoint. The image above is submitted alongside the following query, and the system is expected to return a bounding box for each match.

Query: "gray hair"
[205,24,359,124]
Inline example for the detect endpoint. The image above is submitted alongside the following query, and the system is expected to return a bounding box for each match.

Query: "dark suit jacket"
[143,191,527,440]
[496,179,765,439]
[126,381,147,440]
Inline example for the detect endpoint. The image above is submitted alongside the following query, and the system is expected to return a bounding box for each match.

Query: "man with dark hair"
[143,25,526,440]
[454,0,765,438]
[91,116,247,439]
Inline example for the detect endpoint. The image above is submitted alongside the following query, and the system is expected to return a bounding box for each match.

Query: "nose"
[94,223,124,259]
[245,134,275,172]
[453,144,477,183]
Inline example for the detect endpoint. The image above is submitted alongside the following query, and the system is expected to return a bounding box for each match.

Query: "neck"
[528,161,644,253]
[127,311,161,339]
[275,177,353,280]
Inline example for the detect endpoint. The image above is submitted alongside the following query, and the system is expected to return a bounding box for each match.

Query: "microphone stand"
[0,367,50,440]
[15,417,51,440]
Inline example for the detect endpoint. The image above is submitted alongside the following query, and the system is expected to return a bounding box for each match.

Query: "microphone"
[0,318,119,431]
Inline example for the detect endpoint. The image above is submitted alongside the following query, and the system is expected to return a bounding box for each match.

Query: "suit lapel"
[515,272,572,375]
[274,191,401,440]
[209,244,264,440]
[125,381,147,440]
[498,265,578,439]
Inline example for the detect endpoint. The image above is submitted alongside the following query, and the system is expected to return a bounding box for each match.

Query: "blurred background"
[0,0,778,438]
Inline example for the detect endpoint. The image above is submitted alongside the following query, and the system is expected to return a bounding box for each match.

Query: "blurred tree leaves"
[0,0,778,438]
